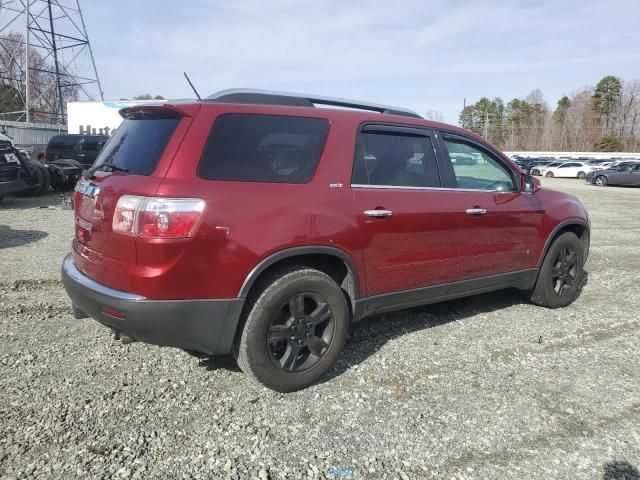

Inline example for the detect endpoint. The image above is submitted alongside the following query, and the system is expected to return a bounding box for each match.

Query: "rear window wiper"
[84,163,129,179]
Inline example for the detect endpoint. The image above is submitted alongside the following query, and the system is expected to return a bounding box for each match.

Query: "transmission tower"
[0,0,103,124]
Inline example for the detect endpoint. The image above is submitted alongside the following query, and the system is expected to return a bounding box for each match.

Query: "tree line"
[457,75,640,152]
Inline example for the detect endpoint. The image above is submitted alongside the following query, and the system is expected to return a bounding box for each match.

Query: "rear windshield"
[197,114,329,183]
[49,135,81,150]
[92,118,179,175]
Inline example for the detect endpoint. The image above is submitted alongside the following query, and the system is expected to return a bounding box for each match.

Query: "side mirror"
[522,174,540,194]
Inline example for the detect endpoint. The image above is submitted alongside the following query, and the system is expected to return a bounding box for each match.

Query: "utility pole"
[47,0,64,124]
[462,97,466,128]
[25,0,30,123]
[483,111,490,140]
[0,0,103,124]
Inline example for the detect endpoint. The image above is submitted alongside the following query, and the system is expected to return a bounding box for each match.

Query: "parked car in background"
[527,160,555,175]
[544,162,595,179]
[42,134,110,192]
[44,134,109,166]
[0,140,51,201]
[62,89,590,392]
[533,162,563,176]
[588,163,640,186]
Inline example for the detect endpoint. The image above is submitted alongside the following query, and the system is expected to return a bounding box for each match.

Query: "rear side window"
[92,118,179,175]
[198,114,329,183]
[352,132,440,187]
[49,135,81,150]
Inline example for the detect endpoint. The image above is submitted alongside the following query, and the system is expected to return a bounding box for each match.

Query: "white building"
[67,100,166,135]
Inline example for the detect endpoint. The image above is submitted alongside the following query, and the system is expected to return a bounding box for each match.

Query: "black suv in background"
[43,134,110,191]
[45,134,109,167]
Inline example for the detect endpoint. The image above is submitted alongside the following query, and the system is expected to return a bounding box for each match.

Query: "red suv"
[62,89,590,392]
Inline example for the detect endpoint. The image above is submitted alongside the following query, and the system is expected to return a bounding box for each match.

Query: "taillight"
[113,195,205,239]
[43,148,48,160]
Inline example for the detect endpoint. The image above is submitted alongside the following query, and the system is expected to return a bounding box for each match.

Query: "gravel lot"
[1,179,639,479]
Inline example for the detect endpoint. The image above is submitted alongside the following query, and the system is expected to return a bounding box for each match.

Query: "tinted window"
[48,135,81,150]
[81,137,107,151]
[352,132,439,187]
[443,139,516,191]
[198,114,329,183]
[92,118,179,175]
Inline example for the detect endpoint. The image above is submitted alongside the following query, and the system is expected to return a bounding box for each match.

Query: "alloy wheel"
[266,292,335,373]
[551,246,577,296]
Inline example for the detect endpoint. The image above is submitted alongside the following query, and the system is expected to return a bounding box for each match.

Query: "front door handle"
[465,208,487,216]
[364,209,393,218]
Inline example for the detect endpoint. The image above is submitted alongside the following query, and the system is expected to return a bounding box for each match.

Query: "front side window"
[198,114,329,183]
[443,139,517,191]
[352,132,439,187]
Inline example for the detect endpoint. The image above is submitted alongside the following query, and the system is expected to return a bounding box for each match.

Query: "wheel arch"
[238,246,360,313]
[537,220,590,268]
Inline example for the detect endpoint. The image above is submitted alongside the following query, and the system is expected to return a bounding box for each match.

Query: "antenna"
[183,72,202,101]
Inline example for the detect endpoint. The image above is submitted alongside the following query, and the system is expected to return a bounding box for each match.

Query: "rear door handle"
[364,209,393,218]
[465,208,487,216]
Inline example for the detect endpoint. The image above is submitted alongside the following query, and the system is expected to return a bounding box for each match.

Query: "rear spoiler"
[119,102,198,120]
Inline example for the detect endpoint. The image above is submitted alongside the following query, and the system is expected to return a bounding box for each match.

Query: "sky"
[81,0,640,124]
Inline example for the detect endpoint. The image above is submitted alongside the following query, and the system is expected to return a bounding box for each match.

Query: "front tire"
[529,232,584,308]
[236,267,350,392]
[595,175,608,186]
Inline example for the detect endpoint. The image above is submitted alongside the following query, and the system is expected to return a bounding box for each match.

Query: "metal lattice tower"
[0,0,103,124]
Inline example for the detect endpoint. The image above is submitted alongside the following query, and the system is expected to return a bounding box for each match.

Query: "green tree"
[553,96,571,124]
[458,97,505,145]
[592,75,622,130]
[594,135,623,151]
[0,84,24,119]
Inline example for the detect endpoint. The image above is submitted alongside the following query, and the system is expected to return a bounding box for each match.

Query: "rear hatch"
[72,105,191,292]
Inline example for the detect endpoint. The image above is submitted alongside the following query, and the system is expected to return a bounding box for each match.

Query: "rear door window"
[198,114,329,183]
[352,131,440,187]
[92,118,179,175]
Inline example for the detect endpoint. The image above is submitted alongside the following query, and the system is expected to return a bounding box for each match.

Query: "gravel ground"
[0,179,639,479]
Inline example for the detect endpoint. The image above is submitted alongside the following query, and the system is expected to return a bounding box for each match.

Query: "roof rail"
[205,89,423,119]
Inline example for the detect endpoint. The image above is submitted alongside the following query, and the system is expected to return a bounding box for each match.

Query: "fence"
[0,120,66,146]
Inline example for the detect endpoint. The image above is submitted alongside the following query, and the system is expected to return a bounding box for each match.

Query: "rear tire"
[531,169,540,176]
[577,171,586,179]
[14,160,46,197]
[236,266,350,392]
[529,232,584,308]
[545,171,554,177]
[595,175,608,186]
[35,163,51,195]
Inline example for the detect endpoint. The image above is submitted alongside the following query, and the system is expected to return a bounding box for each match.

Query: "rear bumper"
[61,254,244,355]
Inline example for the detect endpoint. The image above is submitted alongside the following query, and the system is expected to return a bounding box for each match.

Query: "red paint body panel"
[70,100,589,302]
